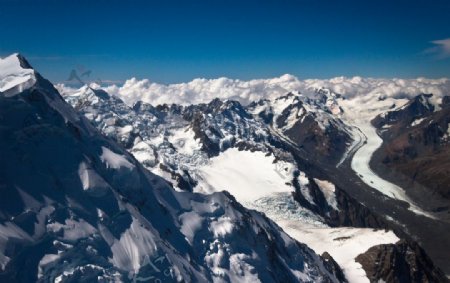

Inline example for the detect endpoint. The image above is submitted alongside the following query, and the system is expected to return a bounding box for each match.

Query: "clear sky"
[1,0,449,84]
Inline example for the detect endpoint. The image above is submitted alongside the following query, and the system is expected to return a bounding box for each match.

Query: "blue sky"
[1,0,449,84]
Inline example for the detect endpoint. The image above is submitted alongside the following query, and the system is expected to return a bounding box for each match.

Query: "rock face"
[321,252,348,283]
[250,91,352,165]
[293,176,387,229]
[372,94,450,199]
[355,240,449,283]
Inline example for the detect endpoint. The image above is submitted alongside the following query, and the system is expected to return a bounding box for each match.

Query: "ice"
[119,124,133,135]
[228,253,261,282]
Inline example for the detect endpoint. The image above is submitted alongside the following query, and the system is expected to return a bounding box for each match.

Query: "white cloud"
[58,75,450,106]
[424,38,450,59]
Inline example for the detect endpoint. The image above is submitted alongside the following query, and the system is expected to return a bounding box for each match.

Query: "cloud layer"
[58,75,450,106]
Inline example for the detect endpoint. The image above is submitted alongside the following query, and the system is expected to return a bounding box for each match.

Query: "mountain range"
[1,53,449,282]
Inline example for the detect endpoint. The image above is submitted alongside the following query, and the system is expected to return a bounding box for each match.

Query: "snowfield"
[195,147,400,282]
[195,148,296,204]
[281,223,399,283]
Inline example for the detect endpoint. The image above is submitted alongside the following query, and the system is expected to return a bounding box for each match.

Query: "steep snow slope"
[0,54,342,282]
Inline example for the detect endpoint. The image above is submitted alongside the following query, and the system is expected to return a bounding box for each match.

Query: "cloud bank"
[58,75,450,106]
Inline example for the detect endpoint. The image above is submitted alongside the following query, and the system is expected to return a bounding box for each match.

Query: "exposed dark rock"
[293,175,387,229]
[356,240,449,283]
[442,96,450,106]
[321,252,348,283]
[372,93,450,199]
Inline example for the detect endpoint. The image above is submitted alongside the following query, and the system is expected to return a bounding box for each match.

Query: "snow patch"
[314,178,338,211]
[298,172,315,206]
[168,127,202,155]
[47,219,96,241]
[78,162,111,194]
[411,117,425,127]
[102,217,157,273]
[100,146,135,170]
[179,211,203,244]
[210,216,234,238]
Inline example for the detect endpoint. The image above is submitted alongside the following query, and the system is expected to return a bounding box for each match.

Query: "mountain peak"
[15,53,33,69]
[0,53,36,96]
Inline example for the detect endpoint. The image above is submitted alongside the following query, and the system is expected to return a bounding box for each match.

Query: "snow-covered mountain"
[1,53,449,283]
[60,67,449,281]
[0,54,349,282]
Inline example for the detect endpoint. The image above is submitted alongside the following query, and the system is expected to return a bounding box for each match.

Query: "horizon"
[1,0,450,84]
[2,52,450,88]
